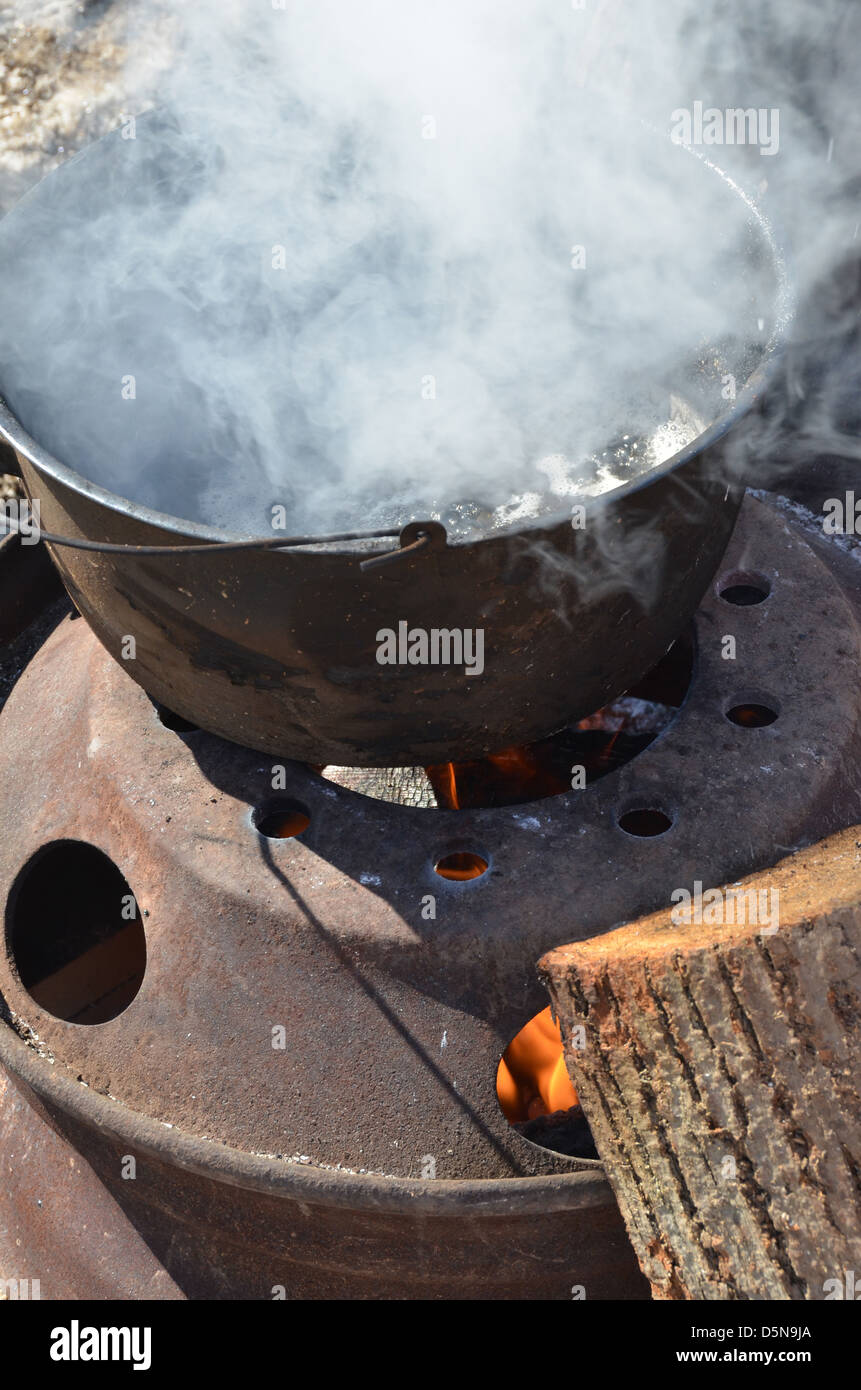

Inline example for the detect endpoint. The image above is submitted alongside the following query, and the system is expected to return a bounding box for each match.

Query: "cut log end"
[539,826,861,1301]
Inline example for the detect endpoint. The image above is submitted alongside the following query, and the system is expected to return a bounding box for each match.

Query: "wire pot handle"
[0,516,446,568]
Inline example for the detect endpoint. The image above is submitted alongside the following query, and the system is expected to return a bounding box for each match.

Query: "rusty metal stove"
[0,491,859,1300]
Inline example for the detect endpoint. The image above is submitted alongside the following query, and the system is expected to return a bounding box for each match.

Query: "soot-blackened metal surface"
[0,495,859,1187]
[15,444,744,766]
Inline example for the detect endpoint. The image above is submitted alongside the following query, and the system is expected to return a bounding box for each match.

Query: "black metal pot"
[0,125,792,767]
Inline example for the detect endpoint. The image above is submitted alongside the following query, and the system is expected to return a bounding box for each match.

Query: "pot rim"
[0,147,794,553]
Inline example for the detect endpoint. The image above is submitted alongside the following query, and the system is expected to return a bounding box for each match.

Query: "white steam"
[0,0,851,538]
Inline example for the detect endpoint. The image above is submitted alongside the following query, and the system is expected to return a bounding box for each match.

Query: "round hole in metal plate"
[254,800,311,839]
[617,807,674,838]
[5,840,146,1025]
[434,851,488,881]
[718,571,772,606]
[725,702,779,728]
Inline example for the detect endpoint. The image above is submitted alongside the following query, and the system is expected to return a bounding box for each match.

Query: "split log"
[539,826,861,1300]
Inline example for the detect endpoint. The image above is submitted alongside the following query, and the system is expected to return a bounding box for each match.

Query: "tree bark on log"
[539,826,861,1300]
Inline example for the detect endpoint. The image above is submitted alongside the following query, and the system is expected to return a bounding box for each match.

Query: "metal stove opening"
[497,1007,598,1161]
[314,629,695,810]
[4,840,146,1025]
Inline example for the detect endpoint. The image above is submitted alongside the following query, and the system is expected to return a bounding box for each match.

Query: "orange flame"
[602,730,621,762]
[425,762,461,809]
[496,1006,578,1123]
[487,746,535,775]
[442,762,459,810]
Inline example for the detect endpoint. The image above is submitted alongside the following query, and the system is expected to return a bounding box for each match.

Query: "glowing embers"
[497,1006,598,1159]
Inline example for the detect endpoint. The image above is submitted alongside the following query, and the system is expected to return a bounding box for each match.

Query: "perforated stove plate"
[0,494,859,1181]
